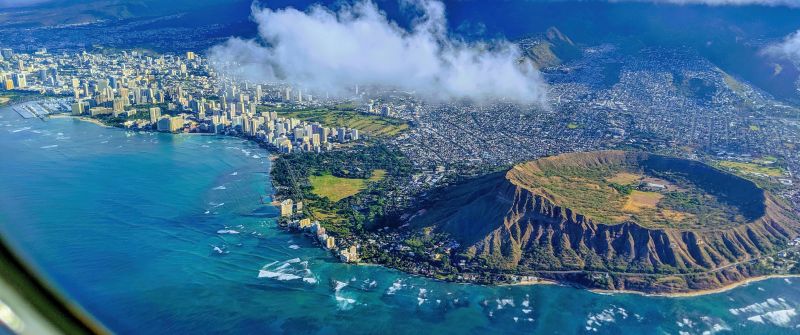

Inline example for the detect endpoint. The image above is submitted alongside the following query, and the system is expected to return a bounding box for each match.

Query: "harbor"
[7,98,71,120]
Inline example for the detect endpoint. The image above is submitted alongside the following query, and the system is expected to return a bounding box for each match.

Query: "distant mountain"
[0,0,249,28]
[519,27,581,69]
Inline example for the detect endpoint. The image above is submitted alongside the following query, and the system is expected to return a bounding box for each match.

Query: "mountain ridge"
[409,151,800,292]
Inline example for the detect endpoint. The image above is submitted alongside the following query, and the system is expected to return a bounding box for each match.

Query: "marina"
[8,98,71,120]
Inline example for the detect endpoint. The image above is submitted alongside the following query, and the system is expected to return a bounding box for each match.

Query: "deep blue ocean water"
[1,107,799,334]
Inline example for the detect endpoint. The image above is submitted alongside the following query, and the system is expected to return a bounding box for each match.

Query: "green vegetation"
[0,91,44,106]
[264,106,409,138]
[309,169,386,202]
[271,144,413,236]
[721,71,747,96]
[508,151,766,228]
[609,182,633,195]
[718,160,784,177]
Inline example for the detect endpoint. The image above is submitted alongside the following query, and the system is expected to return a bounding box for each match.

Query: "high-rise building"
[112,98,125,114]
[157,116,183,133]
[71,101,84,116]
[11,73,26,88]
[149,107,161,124]
[280,199,294,217]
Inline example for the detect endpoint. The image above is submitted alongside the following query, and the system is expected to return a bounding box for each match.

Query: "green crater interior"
[508,151,766,229]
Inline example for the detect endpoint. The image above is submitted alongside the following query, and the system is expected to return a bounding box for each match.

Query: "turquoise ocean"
[0,107,799,334]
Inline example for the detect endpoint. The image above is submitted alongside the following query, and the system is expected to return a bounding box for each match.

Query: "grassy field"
[276,108,409,137]
[309,169,386,202]
[622,190,663,213]
[508,153,752,228]
[607,172,642,184]
[718,161,784,177]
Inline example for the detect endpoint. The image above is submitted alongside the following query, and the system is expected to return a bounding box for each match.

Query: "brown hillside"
[410,151,800,292]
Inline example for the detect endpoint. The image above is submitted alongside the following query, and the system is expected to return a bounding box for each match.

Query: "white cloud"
[763,30,800,62]
[209,0,548,105]
[629,0,800,6]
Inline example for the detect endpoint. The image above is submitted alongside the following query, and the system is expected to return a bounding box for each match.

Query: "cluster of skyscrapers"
[0,47,365,153]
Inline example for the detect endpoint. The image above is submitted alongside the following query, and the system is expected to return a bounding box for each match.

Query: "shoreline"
[588,274,800,298]
[500,278,559,287]
[49,113,111,128]
[38,112,800,299]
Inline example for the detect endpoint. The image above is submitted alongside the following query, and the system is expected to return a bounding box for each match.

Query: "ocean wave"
[258,270,302,281]
[386,279,404,295]
[11,127,31,133]
[333,280,348,292]
[418,288,428,306]
[333,280,357,310]
[730,298,790,316]
[361,279,377,290]
[335,295,357,310]
[213,185,227,190]
[40,144,58,149]
[731,298,797,327]
[496,298,514,310]
[217,229,240,234]
[747,309,797,326]
[211,245,228,254]
[257,258,315,285]
[585,306,630,332]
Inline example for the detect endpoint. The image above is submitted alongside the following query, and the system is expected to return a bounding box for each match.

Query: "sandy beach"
[588,274,800,298]
[49,114,111,128]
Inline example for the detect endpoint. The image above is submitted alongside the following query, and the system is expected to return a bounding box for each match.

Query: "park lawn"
[718,161,784,177]
[309,169,386,202]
